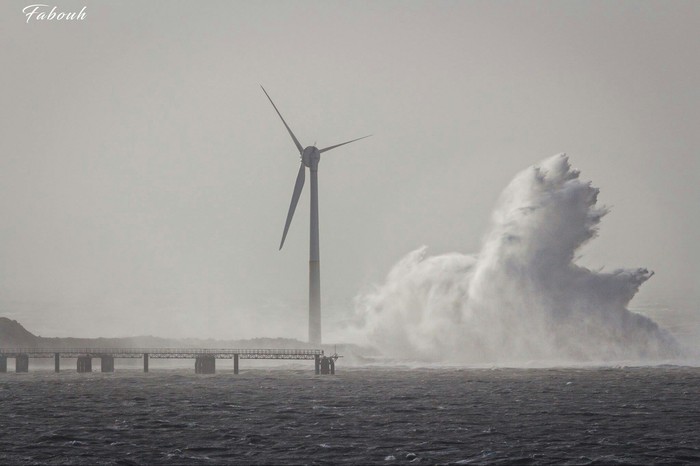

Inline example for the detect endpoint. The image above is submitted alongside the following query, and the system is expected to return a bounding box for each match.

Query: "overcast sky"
[1,0,698,340]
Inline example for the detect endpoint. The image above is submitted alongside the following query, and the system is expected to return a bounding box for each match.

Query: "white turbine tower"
[262,86,370,345]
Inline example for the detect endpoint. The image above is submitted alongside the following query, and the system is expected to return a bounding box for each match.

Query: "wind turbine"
[262,86,370,345]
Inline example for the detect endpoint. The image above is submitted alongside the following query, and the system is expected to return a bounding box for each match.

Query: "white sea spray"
[354,154,678,363]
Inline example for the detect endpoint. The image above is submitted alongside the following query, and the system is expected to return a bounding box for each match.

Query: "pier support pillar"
[320,356,330,375]
[195,355,215,374]
[143,353,149,373]
[314,354,320,375]
[233,354,239,374]
[101,356,114,372]
[0,356,7,373]
[54,353,60,373]
[77,356,92,373]
[16,354,29,373]
[330,358,335,375]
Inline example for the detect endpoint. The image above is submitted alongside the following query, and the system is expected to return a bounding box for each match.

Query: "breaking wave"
[354,154,679,364]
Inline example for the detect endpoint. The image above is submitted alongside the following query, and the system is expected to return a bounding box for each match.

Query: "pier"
[0,348,338,374]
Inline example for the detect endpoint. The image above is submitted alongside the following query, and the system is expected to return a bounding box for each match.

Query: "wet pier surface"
[1,366,699,464]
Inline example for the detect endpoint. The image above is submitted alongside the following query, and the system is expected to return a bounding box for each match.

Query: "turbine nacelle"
[302,146,320,168]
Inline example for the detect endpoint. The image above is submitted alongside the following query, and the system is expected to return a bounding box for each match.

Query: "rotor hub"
[302,146,320,168]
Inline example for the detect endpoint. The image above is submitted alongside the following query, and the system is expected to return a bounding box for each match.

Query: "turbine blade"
[319,134,372,153]
[261,86,304,154]
[280,163,306,250]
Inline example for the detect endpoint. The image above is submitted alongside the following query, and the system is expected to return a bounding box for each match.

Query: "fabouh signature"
[23,4,87,23]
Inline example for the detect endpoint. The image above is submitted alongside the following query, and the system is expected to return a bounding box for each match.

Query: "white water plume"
[354,154,679,364]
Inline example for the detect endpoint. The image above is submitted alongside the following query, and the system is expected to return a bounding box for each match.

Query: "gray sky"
[1,0,698,340]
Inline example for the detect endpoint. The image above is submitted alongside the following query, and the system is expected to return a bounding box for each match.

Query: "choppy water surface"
[1,366,699,465]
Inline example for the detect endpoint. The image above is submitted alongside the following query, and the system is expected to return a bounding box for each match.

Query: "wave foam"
[353,154,679,364]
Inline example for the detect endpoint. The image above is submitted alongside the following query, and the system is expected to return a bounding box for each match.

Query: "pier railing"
[0,348,324,359]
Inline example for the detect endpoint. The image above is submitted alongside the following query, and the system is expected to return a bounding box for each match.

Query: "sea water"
[1,366,699,464]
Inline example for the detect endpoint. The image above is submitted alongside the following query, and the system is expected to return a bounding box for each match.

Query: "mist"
[1,2,698,342]
[352,154,680,364]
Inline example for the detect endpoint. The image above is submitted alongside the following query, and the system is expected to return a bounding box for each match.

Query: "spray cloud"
[354,154,678,364]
